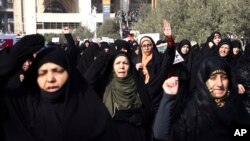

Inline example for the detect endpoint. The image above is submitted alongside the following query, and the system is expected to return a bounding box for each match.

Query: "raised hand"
[163,19,172,37]
[162,76,179,95]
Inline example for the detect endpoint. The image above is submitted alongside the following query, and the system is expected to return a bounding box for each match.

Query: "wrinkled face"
[206,72,229,98]
[233,47,240,55]
[141,40,153,56]
[181,45,190,55]
[113,56,130,78]
[37,62,68,93]
[219,44,230,57]
[213,34,222,45]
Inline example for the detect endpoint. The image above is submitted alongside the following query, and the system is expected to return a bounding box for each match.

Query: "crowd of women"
[0,19,249,141]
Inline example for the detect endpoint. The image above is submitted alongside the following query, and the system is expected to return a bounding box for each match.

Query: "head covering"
[9,47,117,140]
[37,48,68,71]
[177,39,191,59]
[114,39,130,51]
[137,36,162,84]
[77,42,101,75]
[103,66,140,117]
[197,56,231,87]
[210,31,222,40]
[216,38,233,62]
[100,51,153,119]
[22,47,69,103]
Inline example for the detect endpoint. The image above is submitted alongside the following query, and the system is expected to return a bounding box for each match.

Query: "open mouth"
[46,86,60,92]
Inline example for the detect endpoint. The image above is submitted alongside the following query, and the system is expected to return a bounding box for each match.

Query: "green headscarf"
[103,71,142,117]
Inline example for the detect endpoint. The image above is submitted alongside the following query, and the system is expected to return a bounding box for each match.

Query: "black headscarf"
[169,56,249,141]
[3,47,117,141]
[200,31,222,58]
[176,39,191,60]
[216,38,233,63]
[77,42,101,75]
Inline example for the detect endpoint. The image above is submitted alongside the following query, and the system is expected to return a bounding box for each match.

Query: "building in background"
[0,0,13,34]
[0,0,152,35]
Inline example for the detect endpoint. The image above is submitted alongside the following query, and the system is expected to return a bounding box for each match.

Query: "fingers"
[162,76,179,95]
[238,84,245,94]
[163,19,170,27]
[164,76,178,88]
[135,63,142,70]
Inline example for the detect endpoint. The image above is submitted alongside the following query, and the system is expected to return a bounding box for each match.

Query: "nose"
[46,72,56,83]
[119,63,125,69]
[216,76,223,87]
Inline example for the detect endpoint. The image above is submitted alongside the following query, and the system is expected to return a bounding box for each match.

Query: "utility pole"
[152,0,157,9]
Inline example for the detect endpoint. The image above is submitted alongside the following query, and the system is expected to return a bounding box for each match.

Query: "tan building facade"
[0,0,150,35]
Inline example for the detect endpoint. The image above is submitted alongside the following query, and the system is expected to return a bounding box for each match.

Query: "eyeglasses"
[141,44,153,48]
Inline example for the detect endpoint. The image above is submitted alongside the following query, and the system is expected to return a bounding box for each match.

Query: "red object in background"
[0,39,14,48]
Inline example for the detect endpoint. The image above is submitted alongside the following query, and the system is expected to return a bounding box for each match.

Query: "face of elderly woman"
[113,56,130,78]
[205,72,229,98]
[37,62,68,92]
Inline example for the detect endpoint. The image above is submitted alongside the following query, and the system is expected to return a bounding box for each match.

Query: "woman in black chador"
[0,34,117,141]
[84,51,154,141]
[153,56,250,141]
[135,19,176,114]
[236,43,250,114]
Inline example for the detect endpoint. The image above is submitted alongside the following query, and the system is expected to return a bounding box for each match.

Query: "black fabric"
[5,70,22,89]
[77,42,101,75]
[1,46,118,141]
[189,32,222,93]
[100,41,110,53]
[231,39,243,65]
[171,56,250,141]
[84,51,154,141]
[79,40,90,54]
[215,38,233,63]
[64,33,81,67]
[200,31,222,57]
[136,36,176,113]
[154,56,250,141]
[174,39,192,83]
[236,43,250,114]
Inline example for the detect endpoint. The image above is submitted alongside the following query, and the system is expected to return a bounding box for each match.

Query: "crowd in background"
[0,20,250,141]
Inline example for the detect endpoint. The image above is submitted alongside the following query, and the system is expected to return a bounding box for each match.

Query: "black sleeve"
[0,34,44,87]
[64,33,80,67]
[153,94,176,141]
[83,53,110,85]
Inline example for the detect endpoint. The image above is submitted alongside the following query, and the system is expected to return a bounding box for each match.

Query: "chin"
[214,92,226,98]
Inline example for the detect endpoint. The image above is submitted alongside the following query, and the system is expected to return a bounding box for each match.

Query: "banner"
[0,35,16,49]
[156,43,168,53]
[173,50,184,64]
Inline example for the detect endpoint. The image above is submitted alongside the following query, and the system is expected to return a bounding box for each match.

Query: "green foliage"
[132,0,250,44]
[72,26,94,40]
[96,19,121,39]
